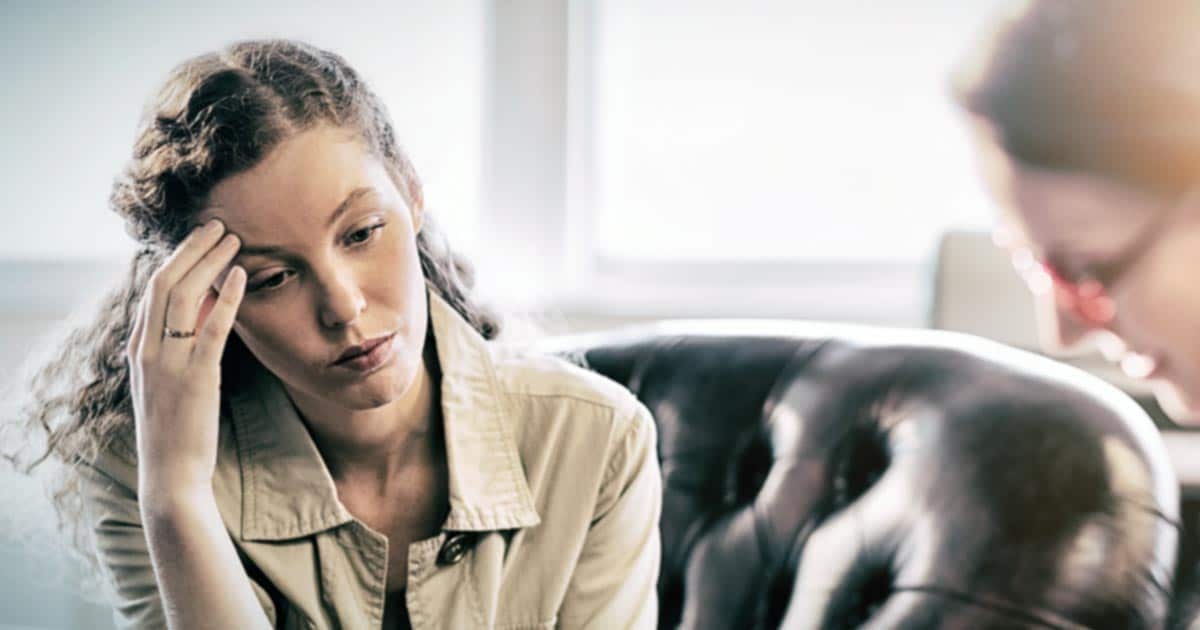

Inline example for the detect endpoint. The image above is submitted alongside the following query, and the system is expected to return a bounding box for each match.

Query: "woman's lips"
[332,333,397,373]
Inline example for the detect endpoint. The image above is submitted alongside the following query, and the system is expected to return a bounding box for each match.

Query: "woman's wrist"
[138,450,214,492]
[138,474,218,521]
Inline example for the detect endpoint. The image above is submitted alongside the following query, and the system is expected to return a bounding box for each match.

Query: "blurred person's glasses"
[994,193,1190,327]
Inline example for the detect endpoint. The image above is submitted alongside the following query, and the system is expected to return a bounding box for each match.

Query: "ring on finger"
[163,326,197,339]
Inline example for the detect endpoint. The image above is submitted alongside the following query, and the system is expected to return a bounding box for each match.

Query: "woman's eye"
[346,223,385,246]
[248,270,292,293]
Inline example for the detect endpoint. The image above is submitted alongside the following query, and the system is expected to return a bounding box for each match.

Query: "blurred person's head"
[953,0,1200,424]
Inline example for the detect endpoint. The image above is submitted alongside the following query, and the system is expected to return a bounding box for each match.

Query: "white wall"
[1,0,485,263]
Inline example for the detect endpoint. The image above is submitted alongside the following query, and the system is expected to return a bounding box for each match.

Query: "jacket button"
[437,532,476,566]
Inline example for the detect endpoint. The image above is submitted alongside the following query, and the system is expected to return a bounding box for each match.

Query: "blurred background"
[0,1,1184,628]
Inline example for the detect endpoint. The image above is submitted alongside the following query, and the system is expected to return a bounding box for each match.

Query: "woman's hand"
[121,222,272,629]
[126,219,245,497]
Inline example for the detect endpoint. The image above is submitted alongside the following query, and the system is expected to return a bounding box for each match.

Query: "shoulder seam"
[77,457,136,495]
[503,389,628,412]
[601,403,649,487]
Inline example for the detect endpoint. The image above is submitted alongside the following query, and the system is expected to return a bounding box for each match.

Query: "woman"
[952,0,1200,427]
[4,39,661,629]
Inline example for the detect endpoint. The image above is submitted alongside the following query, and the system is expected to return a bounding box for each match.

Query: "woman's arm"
[139,483,273,630]
[558,402,663,629]
[112,220,271,629]
[81,457,276,630]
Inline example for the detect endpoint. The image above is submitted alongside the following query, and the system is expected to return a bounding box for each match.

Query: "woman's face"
[971,123,1200,424]
[196,124,428,412]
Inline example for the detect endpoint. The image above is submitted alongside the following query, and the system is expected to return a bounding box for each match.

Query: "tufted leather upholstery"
[548,322,1183,629]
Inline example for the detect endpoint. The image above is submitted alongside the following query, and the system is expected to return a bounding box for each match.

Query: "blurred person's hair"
[952,0,1200,198]
[0,39,500,590]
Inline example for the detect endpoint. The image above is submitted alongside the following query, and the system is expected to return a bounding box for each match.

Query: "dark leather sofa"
[550,322,1188,629]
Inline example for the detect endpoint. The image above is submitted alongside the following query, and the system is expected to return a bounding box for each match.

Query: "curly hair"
[0,38,501,585]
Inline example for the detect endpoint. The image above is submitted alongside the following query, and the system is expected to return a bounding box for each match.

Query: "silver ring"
[163,326,197,339]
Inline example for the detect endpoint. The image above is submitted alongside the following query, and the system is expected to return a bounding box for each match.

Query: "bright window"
[589,1,1006,263]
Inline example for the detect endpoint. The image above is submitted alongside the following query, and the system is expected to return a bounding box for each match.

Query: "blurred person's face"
[970,121,1200,425]
[195,124,429,416]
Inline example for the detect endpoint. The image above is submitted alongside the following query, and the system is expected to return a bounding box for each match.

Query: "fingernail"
[205,219,224,233]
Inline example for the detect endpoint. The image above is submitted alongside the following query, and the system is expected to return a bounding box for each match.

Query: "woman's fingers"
[192,266,246,370]
[196,287,219,333]
[158,232,242,365]
[142,220,228,359]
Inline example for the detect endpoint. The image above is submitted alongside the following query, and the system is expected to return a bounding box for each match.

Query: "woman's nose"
[317,269,366,329]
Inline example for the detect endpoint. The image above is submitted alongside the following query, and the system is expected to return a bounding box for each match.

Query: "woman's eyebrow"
[324,186,375,228]
[234,186,377,257]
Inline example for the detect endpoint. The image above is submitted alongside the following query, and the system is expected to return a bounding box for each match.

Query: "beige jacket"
[80,288,662,629]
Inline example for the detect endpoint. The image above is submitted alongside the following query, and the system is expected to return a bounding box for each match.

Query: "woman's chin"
[348,371,415,408]
[339,385,398,409]
[1151,380,1200,427]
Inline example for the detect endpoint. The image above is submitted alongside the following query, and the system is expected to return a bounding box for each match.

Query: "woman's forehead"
[195,127,398,232]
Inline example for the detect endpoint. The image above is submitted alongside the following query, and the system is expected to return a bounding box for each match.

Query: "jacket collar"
[219,285,541,542]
